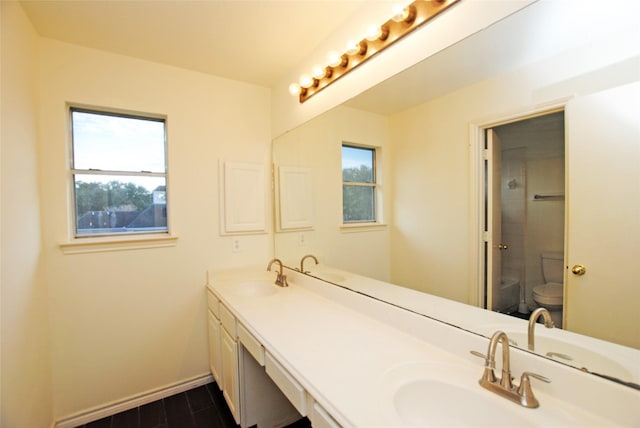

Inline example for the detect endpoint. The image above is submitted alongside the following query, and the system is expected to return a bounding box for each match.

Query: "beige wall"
[1,2,54,427]
[388,93,475,304]
[274,106,391,281]
[35,39,272,419]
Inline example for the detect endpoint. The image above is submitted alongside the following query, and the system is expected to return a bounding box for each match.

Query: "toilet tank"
[541,251,564,283]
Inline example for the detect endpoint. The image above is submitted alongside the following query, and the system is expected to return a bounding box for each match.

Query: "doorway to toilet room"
[482,111,566,326]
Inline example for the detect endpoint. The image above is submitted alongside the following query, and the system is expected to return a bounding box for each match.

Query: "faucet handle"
[470,350,485,359]
[470,350,494,368]
[522,372,551,383]
[470,350,497,384]
[517,371,550,408]
[545,351,573,361]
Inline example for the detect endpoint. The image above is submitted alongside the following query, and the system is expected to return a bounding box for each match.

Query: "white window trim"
[64,104,172,250]
[340,222,387,233]
[341,143,384,227]
[59,234,179,255]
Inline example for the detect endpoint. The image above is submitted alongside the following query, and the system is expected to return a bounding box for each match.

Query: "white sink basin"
[379,362,532,426]
[378,360,588,427]
[233,280,277,297]
[395,378,534,426]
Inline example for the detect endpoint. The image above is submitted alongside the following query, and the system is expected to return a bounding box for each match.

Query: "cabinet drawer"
[312,402,340,428]
[207,290,220,318]
[265,352,307,416]
[238,323,265,366]
[219,303,237,337]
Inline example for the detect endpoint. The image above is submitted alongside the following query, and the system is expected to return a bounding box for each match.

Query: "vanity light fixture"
[291,0,460,103]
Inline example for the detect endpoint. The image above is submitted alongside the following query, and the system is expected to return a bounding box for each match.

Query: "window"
[342,144,377,223]
[70,107,168,237]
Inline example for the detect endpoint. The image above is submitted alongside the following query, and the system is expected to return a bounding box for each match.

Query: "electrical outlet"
[299,233,306,246]
[232,237,241,253]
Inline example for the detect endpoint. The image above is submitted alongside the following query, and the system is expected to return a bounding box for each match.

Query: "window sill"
[59,234,178,255]
[340,223,387,233]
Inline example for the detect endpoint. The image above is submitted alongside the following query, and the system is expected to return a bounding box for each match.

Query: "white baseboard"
[54,373,214,428]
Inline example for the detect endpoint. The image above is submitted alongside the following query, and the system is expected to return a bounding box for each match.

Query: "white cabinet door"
[207,310,222,387]
[221,327,240,424]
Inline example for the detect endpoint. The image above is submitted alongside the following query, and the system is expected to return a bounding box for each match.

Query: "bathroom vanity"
[207,266,638,427]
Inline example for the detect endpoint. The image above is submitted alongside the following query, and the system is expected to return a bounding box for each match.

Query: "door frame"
[468,102,568,309]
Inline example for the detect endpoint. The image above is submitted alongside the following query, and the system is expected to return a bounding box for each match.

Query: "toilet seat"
[533,283,563,306]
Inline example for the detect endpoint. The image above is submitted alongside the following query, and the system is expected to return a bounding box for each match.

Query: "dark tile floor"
[507,310,531,321]
[77,382,311,428]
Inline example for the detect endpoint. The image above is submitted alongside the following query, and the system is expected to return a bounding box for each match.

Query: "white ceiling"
[20,0,367,88]
[20,1,639,116]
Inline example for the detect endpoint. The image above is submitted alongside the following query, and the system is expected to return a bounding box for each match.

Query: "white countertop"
[305,266,640,385]
[208,267,638,427]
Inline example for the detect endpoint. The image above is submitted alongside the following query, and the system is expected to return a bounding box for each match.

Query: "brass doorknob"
[571,264,586,276]
[498,243,509,250]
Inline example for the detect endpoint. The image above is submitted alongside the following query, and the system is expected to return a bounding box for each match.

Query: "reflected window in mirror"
[342,144,378,223]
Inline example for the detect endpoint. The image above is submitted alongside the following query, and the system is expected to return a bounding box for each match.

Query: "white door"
[486,129,503,311]
[565,82,640,348]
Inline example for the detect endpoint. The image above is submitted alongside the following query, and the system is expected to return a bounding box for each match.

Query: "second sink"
[233,280,278,297]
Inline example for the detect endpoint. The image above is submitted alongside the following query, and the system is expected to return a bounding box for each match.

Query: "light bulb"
[345,40,360,55]
[312,65,326,80]
[299,74,313,89]
[327,51,342,67]
[288,83,301,96]
[391,4,407,22]
[391,3,416,23]
[392,2,417,22]
[366,25,382,41]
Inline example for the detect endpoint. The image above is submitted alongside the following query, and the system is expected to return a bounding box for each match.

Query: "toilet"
[533,251,564,327]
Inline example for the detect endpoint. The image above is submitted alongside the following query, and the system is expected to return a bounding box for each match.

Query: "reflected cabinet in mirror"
[273,1,640,387]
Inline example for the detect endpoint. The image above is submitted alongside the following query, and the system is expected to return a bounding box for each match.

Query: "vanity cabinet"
[208,288,307,427]
[265,352,307,416]
[206,292,222,387]
[311,403,340,428]
[219,303,241,424]
[263,352,340,428]
[221,327,240,423]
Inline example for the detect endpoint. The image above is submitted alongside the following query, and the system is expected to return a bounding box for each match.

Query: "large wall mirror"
[273,0,639,387]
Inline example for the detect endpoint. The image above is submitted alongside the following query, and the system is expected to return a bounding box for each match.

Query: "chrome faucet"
[299,254,319,273]
[267,258,288,287]
[528,308,554,351]
[477,330,550,408]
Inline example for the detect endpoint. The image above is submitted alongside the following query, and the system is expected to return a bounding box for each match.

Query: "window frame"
[341,143,382,225]
[68,105,170,241]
